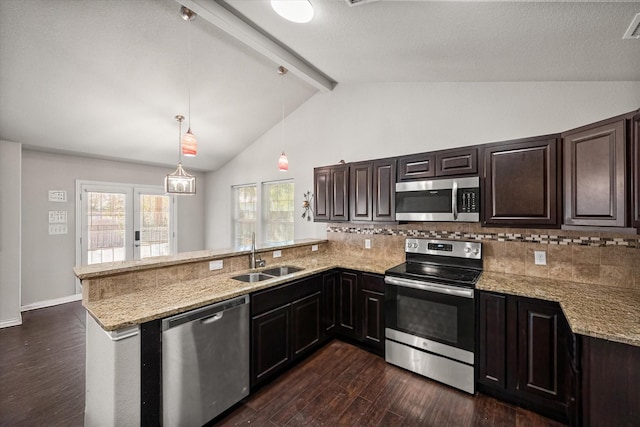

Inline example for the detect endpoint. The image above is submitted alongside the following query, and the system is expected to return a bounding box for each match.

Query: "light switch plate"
[273,250,282,258]
[209,260,223,270]
[365,239,372,249]
[311,245,318,252]
[534,251,547,265]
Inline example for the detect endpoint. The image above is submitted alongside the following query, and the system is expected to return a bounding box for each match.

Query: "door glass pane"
[139,194,171,258]
[87,192,126,264]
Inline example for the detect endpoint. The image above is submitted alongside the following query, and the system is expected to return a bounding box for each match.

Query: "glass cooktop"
[385,261,482,287]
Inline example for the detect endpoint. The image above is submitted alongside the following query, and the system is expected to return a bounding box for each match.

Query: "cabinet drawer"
[360,272,384,293]
[251,275,321,316]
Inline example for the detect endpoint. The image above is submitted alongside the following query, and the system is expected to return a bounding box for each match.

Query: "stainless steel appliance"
[385,238,482,394]
[395,176,480,222]
[162,295,250,426]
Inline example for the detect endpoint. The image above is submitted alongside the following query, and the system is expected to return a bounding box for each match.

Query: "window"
[231,180,294,249]
[263,180,294,245]
[232,184,257,250]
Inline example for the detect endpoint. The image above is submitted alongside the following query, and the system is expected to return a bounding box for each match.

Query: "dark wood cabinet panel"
[360,273,385,354]
[478,292,507,389]
[250,275,322,388]
[397,152,435,181]
[291,292,321,359]
[632,112,640,231]
[477,292,573,424]
[563,117,627,227]
[349,161,373,221]
[435,147,478,177]
[361,290,384,350]
[251,305,290,387]
[322,272,338,335]
[581,336,640,427]
[331,165,350,221]
[372,159,396,221]
[338,271,358,338]
[483,135,561,227]
[313,167,331,221]
[515,300,568,404]
[313,165,349,222]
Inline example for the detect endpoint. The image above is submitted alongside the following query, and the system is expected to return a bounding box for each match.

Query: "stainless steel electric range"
[384,238,482,394]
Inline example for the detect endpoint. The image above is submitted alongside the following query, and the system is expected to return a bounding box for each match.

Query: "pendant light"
[181,6,197,157]
[277,66,289,172]
[165,115,196,195]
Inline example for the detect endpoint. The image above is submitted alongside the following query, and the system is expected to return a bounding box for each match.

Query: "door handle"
[201,312,224,324]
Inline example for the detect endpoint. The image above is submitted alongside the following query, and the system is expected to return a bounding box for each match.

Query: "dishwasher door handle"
[200,312,224,325]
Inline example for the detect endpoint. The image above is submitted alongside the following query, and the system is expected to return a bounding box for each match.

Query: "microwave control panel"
[458,188,480,213]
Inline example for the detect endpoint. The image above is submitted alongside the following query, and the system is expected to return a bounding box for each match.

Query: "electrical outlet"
[209,260,223,270]
[273,250,282,258]
[534,251,547,265]
[365,239,372,249]
[311,245,318,252]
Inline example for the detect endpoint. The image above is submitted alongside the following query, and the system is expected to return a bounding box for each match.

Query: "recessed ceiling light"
[271,0,314,23]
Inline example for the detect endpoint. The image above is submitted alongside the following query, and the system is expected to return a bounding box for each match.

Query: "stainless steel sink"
[260,266,304,276]
[231,273,274,283]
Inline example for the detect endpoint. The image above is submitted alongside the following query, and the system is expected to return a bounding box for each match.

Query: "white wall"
[205,81,640,249]
[0,140,22,327]
[21,150,206,307]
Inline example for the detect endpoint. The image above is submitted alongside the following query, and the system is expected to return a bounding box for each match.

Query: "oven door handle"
[384,276,474,299]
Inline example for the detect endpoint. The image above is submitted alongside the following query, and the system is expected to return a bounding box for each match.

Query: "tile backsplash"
[326,222,640,290]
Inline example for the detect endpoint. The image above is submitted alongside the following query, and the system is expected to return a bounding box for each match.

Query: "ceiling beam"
[175,0,336,92]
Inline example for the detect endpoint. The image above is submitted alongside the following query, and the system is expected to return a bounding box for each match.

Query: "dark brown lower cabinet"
[338,271,359,338]
[251,305,290,387]
[291,292,321,359]
[477,291,576,424]
[359,273,385,355]
[322,271,338,336]
[250,274,322,388]
[581,336,640,426]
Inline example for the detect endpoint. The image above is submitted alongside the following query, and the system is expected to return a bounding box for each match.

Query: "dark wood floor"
[0,302,565,427]
[218,340,566,427]
[0,301,85,427]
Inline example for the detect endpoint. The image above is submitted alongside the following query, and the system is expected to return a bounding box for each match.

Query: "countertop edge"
[74,239,328,280]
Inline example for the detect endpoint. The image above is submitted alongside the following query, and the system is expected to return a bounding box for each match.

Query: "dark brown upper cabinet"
[397,152,435,181]
[632,112,640,231]
[349,159,397,222]
[314,164,349,222]
[483,135,561,228]
[372,159,396,221]
[563,115,627,227]
[349,161,373,221]
[435,147,478,177]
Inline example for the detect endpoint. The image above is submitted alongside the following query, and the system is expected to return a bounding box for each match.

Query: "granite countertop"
[84,253,397,331]
[477,271,640,347]
[73,238,328,280]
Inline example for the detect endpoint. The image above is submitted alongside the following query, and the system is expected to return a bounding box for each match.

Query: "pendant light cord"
[281,70,285,149]
[187,17,192,132]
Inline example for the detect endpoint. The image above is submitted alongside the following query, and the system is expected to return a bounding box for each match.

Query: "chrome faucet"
[249,232,265,269]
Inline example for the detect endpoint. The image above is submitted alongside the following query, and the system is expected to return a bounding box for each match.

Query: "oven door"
[384,276,474,353]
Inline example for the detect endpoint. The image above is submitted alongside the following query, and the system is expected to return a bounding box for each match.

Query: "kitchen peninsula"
[75,235,640,426]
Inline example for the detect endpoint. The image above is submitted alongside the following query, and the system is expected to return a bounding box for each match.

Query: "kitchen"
[1,0,640,426]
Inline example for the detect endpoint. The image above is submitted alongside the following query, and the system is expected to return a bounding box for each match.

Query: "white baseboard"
[21,293,82,312]
[0,316,23,328]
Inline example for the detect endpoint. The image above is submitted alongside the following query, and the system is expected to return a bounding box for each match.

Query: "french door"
[77,182,176,266]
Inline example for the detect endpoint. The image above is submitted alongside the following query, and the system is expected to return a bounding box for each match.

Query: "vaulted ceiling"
[1,0,638,172]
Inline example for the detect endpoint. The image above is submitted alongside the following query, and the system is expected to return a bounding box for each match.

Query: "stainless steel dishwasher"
[162,294,249,427]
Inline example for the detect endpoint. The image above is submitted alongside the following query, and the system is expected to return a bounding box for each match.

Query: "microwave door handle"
[452,181,458,220]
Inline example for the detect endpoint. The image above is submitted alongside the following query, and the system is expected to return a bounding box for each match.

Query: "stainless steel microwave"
[395,176,480,222]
